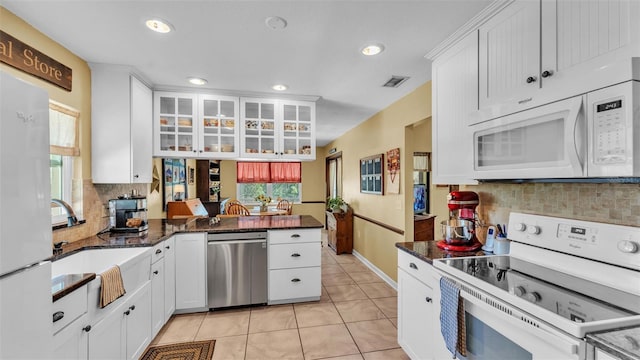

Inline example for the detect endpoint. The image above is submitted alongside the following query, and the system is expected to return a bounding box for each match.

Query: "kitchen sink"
[52,247,152,319]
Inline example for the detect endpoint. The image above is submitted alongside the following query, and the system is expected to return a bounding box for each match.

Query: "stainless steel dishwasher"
[207,232,267,309]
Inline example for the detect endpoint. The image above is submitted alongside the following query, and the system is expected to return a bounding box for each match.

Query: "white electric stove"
[433,212,640,360]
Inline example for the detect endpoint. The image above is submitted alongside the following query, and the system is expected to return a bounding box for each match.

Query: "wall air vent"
[382,76,410,88]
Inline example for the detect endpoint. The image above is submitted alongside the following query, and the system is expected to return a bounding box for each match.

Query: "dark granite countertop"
[52,215,323,261]
[50,215,323,300]
[52,273,96,302]
[587,326,640,360]
[396,240,486,264]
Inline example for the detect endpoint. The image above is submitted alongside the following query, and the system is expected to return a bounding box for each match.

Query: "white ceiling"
[2,0,491,146]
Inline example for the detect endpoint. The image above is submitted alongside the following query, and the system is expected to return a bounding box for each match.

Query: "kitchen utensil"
[493,235,510,254]
[441,219,474,244]
[482,226,496,252]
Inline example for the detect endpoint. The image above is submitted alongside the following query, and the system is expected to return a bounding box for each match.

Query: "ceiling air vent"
[382,76,410,88]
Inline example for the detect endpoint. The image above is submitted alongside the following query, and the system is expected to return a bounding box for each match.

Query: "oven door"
[453,282,585,360]
[472,95,586,180]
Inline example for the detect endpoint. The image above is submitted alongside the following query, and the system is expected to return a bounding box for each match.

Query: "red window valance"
[237,162,301,183]
[237,162,270,183]
[270,162,301,183]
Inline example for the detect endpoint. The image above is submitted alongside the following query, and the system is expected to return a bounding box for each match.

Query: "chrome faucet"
[51,199,79,227]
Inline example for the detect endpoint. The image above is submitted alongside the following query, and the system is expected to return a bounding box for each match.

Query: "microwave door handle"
[567,97,585,175]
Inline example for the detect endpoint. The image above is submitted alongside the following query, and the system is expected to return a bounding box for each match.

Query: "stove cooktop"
[437,255,638,325]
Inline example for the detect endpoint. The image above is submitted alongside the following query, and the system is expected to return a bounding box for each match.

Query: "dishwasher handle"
[207,239,266,245]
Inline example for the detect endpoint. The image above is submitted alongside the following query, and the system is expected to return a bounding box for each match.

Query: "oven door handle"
[461,291,580,356]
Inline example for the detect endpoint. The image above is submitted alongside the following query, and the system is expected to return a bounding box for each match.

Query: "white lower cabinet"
[267,229,321,304]
[87,281,152,360]
[175,233,207,310]
[151,258,165,337]
[163,237,176,320]
[125,282,152,360]
[52,313,89,359]
[397,250,449,360]
[398,268,434,360]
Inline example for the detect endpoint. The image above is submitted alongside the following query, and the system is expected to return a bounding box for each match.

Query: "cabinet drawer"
[151,241,165,263]
[268,229,320,245]
[269,267,321,302]
[269,242,321,270]
[397,251,437,286]
[53,285,88,334]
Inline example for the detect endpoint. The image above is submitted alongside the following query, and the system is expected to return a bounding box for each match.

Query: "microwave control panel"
[593,98,626,164]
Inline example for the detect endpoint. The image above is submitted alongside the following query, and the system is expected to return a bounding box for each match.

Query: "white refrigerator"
[0,71,53,358]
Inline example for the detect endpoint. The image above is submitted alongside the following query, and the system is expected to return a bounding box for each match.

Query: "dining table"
[248,206,288,216]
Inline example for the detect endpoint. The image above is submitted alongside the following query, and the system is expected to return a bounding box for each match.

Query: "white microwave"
[472,80,640,180]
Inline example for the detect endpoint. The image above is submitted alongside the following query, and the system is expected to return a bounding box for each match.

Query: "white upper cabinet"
[91,64,152,183]
[153,92,200,157]
[198,95,240,158]
[240,98,279,158]
[154,93,315,160]
[431,31,479,185]
[478,0,540,120]
[478,0,640,122]
[240,98,316,160]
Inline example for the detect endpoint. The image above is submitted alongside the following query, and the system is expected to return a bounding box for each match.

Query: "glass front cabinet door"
[154,92,239,158]
[281,100,315,160]
[240,98,278,158]
[199,95,239,158]
[154,92,198,157]
[240,98,316,160]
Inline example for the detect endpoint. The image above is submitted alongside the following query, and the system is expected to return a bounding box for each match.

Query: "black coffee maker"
[109,196,148,233]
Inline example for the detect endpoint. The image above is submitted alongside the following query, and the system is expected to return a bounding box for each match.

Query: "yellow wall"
[323,82,433,281]
[1,7,92,178]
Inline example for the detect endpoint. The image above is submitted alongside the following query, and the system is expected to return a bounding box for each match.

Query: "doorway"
[326,152,343,200]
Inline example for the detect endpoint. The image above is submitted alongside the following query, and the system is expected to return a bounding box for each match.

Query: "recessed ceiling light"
[361,44,385,56]
[145,18,173,33]
[265,16,287,30]
[272,84,288,91]
[187,77,208,86]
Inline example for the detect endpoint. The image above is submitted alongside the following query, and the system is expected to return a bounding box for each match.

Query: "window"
[50,154,73,224]
[49,101,80,224]
[236,162,302,204]
[237,183,302,204]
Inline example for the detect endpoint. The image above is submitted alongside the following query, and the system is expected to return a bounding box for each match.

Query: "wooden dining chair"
[226,203,250,216]
[224,199,242,214]
[277,199,292,215]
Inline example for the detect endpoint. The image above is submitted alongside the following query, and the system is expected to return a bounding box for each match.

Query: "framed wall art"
[360,154,384,195]
[162,158,188,210]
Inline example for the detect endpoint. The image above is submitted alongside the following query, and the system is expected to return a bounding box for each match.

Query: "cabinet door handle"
[409,262,418,270]
[291,253,301,257]
[291,278,301,282]
[82,325,92,332]
[541,70,554,78]
[53,311,64,323]
[291,234,301,238]
[153,270,159,275]
[526,76,537,84]
[425,297,433,303]
[165,246,170,250]
[133,174,139,179]
[129,305,136,311]
[155,249,162,254]
[124,310,130,316]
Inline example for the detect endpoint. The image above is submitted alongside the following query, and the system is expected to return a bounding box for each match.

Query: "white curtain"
[49,102,80,156]
[413,154,429,171]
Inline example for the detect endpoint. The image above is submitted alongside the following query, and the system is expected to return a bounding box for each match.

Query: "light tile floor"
[150,239,409,360]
